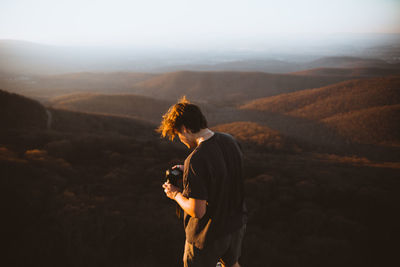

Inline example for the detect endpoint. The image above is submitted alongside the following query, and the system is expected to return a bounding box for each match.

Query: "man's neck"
[195,128,214,146]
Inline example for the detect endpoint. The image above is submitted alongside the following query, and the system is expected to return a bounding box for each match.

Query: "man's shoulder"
[187,132,239,161]
[215,132,241,149]
[215,132,235,142]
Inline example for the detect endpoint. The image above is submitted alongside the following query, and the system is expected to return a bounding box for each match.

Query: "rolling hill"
[0,70,356,103]
[322,104,400,146]
[212,121,299,152]
[241,76,400,146]
[130,71,356,104]
[49,93,172,124]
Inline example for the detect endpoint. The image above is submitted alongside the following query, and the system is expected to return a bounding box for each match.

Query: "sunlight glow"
[0,0,399,46]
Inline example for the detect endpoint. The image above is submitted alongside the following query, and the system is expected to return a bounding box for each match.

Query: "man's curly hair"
[157,96,208,140]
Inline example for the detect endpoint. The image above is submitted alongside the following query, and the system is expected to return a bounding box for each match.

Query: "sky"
[0,0,399,48]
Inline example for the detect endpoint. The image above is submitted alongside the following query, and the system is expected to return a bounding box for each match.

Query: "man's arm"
[163,182,206,219]
[174,192,206,219]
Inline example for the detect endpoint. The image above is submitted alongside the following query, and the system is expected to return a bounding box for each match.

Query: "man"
[159,97,247,267]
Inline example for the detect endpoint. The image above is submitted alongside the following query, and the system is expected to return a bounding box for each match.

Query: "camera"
[165,167,183,187]
[165,166,184,219]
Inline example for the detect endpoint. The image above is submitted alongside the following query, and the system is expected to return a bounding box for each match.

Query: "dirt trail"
[46,109,52,129]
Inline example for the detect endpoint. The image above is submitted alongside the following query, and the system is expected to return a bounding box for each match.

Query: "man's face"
[177,127,196,149]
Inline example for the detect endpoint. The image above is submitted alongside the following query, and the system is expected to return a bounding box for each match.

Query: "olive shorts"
[183,224,246,267]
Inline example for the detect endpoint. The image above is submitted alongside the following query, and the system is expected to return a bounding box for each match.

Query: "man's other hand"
[163,182,181,200]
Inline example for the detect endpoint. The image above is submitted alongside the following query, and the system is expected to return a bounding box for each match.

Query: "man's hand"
[173,164,184,171]
[163,182,181,200]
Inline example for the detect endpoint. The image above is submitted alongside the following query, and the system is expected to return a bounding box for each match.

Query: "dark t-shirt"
[182,132,247,249]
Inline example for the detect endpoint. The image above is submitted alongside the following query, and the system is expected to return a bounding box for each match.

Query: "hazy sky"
[1,0,399,47]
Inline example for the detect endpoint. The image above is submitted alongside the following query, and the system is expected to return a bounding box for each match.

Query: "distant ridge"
[0,71,159,100]
[305,56,394,69]
[153,56,400,73]
[153,59,302,73]
[50,93,172,124]
[291,67,400,77]
[1,40,398,74]
[45,72,157,86]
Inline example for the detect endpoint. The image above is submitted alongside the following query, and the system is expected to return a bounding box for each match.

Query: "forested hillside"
[0,89,47,129]
[1,90,399,266]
